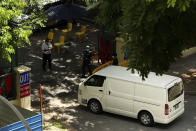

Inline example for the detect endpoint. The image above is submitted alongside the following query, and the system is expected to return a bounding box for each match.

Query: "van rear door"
[166,80,184,118]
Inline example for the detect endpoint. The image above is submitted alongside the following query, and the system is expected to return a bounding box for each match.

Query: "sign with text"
[19,71,30,98]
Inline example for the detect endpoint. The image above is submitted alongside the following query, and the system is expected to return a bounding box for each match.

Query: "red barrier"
[6,75,12,95]
[40,84,42,113]
[0,73,12,98]
[99,38,111,64]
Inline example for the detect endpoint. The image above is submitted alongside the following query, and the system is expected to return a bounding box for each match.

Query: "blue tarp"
[0,114,42,131]
[46,3,88,20]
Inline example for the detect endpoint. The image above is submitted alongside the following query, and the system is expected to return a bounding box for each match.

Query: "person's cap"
[86,45,90,48]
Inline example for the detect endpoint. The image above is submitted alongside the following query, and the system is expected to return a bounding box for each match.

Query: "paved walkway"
[25,20,100,130]
[22,20,196,130]
[167,53,196,95]
[26,20,196,96]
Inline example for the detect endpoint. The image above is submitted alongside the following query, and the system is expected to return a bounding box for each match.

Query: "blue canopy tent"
[46,3,88,20]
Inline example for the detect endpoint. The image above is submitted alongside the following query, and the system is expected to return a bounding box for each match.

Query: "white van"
[78,66,184,126]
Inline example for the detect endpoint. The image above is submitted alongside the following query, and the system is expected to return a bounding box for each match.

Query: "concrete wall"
[116,37,125,63]
[116,37,196,60]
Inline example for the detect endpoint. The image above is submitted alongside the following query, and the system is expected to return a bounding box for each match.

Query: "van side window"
[84,75,106,87]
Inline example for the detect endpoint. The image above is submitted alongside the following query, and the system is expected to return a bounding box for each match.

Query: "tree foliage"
[0,0,47,62]
[86,0,196,79]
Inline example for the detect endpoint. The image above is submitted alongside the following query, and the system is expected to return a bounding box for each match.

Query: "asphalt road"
[27,22,196,131]
[68,95,196,131]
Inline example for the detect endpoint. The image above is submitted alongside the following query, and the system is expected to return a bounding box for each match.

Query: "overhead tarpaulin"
[46,3,88,20]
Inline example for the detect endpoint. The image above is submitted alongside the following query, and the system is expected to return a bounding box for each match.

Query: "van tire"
[88,100,102,114]
[138,111,154,126]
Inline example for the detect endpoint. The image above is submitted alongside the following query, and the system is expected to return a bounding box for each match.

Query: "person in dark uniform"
[81,45,92,78]
[112,53,118,65]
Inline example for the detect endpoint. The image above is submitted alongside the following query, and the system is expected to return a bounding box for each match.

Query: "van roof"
[94,66,180,88]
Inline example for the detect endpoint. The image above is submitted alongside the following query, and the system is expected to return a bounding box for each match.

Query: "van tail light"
[165,104,169,115]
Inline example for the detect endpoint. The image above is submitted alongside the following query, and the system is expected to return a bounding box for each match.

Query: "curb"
[182,47,196,58]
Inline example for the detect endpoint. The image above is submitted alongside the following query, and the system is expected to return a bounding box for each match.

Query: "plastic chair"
[62,22,72,40]
[54,36,65,56]
[75,25,86,42]
[48,30,54,42]
[62,23,72,32]
[67,23,72,32]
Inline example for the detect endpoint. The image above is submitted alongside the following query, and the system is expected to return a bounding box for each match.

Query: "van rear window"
[168,82,183,102]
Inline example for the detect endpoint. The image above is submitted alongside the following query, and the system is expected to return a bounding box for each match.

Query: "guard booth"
[0,46,31,107]
[11,65,31,109]
[0,47,43,131]
[0,53,17,100]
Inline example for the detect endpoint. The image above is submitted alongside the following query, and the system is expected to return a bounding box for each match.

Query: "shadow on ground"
[19,20,196,130]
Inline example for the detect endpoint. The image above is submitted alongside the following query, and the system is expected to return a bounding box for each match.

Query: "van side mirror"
[85,81,90,86]
[84,82,87,86]
[84,80,91,86]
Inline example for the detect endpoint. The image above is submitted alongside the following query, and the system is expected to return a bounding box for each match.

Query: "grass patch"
[44,121,67,131]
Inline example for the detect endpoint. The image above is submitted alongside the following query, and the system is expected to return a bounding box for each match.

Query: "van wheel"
[139,111,154,126]
[88,100,102,114]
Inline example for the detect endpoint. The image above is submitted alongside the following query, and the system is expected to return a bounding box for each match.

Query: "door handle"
[109,91,111,95]
[99,90,103,92]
